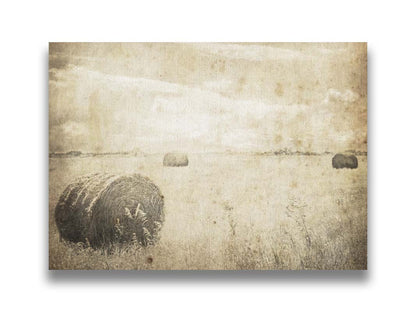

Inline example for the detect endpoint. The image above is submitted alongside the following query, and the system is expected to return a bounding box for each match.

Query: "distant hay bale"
[163,153,189,167]
[54,173,164,248]
[332,153,358,169]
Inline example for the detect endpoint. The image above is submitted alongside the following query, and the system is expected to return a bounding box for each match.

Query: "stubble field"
[49,154,367,270]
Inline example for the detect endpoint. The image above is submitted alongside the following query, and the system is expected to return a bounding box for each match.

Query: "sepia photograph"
[6,0,416,310]
[49,42,367,270]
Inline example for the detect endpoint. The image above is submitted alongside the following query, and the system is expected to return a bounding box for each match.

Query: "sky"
[49,43,367,154]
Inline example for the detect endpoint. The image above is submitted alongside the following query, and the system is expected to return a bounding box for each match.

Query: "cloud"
[324,88,360,104]
[192,43,346,63]
[202,79,235,94]
[193,43,307,62]
[50,64,289,152]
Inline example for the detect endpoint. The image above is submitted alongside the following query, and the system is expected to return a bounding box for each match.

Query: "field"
[49,154,367,270]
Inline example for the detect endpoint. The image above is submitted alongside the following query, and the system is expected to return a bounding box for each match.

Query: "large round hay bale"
[332,153,358,169]
[54,173,164,248]
[163,153,189,167]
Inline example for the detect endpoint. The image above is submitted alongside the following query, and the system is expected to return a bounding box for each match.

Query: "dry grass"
[49,154,367,270]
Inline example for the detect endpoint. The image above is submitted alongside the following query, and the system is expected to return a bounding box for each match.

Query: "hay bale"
[332,153,358,169]
[163,153,189,167]
[54,173,164,248]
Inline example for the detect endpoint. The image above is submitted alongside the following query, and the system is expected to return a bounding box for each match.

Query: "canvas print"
[49,43,367,270]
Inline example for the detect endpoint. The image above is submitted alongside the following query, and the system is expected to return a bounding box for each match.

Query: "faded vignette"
[49,43,367,270]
